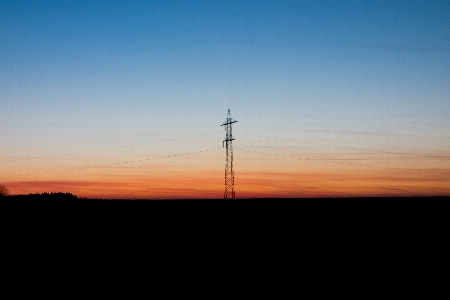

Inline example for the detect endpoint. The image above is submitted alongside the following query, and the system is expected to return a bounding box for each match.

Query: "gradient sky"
[1,0,449,198]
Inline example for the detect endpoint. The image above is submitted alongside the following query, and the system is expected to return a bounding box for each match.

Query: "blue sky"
[1,1,449,197]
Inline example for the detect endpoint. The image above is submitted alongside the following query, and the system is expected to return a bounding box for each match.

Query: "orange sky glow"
[3,145,449,198]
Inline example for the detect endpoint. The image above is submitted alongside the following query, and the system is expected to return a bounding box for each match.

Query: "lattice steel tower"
[222,109,238,199]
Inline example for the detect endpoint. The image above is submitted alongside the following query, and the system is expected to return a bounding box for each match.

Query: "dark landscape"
[4,192,448,202]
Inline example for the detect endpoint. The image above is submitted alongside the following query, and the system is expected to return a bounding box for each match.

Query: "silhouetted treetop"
[0,185,9,196]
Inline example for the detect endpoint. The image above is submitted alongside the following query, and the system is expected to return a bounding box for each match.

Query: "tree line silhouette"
[1,185,78,200]
[17,192,77,199]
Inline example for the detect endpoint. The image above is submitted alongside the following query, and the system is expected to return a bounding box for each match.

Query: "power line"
[0,123,220,154]
[0,147,223,179]
[1,130,221,163]
[235,147,450,174]
[238,132,449,160]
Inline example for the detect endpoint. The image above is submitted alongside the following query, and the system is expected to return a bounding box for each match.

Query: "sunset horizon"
[1,1,449,199]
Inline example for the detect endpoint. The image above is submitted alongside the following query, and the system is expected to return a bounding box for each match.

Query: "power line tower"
[222,108,237,199]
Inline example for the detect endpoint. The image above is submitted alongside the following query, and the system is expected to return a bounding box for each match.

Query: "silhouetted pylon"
[222,109,237,199]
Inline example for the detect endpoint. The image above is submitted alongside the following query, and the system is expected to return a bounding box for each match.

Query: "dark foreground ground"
[5,193,446,279]
[4,193,449,202]
[4,193,448,232]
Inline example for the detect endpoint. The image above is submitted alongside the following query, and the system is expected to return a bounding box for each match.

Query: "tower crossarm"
[222,119,237,126]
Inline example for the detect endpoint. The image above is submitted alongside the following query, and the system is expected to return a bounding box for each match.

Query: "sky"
[1,0,449,198]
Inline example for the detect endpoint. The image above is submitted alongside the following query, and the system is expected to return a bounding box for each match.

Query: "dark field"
[4,192,448,202]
